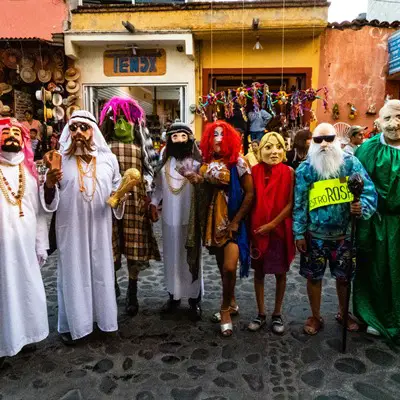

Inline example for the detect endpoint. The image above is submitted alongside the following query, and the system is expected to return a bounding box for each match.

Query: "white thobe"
[152,157,203,301]
[0,159,51,357]
[41,153,122,340]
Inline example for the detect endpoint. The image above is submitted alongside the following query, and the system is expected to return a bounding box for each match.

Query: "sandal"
[271,315,285,335]
[335,312,360,332]
[211,304,239,323]
[220,309,233,337]
[248,314,266,332]
[303,316,324,336]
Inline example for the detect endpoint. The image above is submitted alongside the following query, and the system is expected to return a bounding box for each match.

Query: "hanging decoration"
[332,103,340,120]
[347,103,357,120]
[196,84,329,122]
[366,103,377,115]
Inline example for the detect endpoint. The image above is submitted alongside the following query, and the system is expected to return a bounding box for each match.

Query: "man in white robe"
[42,110,123,344]
[150,122,203,320]
[0,118,51,368]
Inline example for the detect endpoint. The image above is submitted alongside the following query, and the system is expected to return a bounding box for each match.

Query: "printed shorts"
[299,237,355,281]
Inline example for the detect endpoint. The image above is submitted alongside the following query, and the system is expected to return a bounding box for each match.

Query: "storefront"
[64,32,196,144]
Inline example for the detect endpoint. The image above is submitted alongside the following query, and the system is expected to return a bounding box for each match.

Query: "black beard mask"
[1,138,22,153]
[166,139,194,161]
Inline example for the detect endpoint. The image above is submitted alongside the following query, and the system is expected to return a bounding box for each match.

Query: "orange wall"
[0,0,67,40]
[317,26,400,130]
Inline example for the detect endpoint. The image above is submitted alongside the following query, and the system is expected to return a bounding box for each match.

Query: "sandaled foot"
[248,314,266,332]
[220,309,233,337]
[367,326,381,336]
[271,315,285,335]
[211,304,239,323]
[335,312,360,332]
[304,316,324,336]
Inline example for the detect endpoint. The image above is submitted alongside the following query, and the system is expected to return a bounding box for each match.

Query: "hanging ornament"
[348,103,357,120]
[251,82,261,112]
[224,89,234,119]
[366,103,377,115]
[236,85,248,121]
[310,110,318,123]
[332,103,340,120]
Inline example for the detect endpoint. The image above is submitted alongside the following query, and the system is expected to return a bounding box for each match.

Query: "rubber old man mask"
[379,99,400,146]
[258,132,287,165]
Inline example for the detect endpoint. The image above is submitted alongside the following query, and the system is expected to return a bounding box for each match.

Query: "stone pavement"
[1,223,399,400]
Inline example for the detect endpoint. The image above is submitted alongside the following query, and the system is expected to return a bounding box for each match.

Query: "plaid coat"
[110,141,160,262]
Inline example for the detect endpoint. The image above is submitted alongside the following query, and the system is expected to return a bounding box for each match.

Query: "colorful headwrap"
[258,131,287,163]
[99,97,145,125]
[0,117,37,178]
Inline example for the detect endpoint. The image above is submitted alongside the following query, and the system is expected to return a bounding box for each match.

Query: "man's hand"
[37,253,48,268]
[185,172,203,185]
[350,201,362,217]
[296,239,307,253]
[254,223,276,236]
[227,221,239,235]
[45,168,62,189]
[149,204,159,223]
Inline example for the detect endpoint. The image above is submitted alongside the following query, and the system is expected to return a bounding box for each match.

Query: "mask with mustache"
[308,138,344,180]
[166,138,194,160]
[65,133,95,157]
[1,127,23,153]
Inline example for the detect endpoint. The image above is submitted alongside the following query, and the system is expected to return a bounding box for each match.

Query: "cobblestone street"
[1,223,399,400]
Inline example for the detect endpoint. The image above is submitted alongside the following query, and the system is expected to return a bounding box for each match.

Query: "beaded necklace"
[0,163,26,217]
[76,156,97,202]
[165,158,187,195]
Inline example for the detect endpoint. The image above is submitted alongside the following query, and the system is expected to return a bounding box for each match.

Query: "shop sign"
[104,49,166,77]
[388,30,400,76]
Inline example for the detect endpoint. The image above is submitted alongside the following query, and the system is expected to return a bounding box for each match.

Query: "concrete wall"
[317,26,400,129]
[0,0,68,40]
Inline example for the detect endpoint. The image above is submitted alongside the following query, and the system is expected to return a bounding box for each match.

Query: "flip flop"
[335,312,360,332]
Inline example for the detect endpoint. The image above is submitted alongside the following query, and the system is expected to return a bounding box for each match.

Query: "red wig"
[200,120,242,167]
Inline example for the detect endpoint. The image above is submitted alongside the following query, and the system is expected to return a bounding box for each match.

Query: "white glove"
[37,252,48,268]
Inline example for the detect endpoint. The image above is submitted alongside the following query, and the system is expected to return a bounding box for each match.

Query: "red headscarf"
[250,162,295,263]
[200,121,242,167]
[0,118,37,178]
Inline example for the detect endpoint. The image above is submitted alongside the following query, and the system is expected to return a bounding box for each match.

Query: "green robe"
[354,134,400,340]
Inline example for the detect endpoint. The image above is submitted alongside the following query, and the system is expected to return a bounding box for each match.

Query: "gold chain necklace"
[0,163,26,217]
[165,158,187,195]
[76,156,97,202]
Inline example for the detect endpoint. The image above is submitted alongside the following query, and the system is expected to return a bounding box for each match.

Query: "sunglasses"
[70,123,90,132]
[313,135,336,144]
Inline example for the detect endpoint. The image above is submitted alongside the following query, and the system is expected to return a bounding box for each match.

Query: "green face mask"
[113,117,134,144]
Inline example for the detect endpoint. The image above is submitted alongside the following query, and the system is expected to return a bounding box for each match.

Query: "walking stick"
[342,173,364,353]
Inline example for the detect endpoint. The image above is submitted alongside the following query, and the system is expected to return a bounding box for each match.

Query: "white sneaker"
[366,326,381,336]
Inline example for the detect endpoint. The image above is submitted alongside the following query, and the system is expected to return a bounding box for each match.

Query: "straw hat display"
[1,49,20,70]
[65,67,80,81]
[47,82,58,92]
[35,87,52,102]
[66,105,80,119]
[44,106,53,121]
[20,67,36,83]
[38,69,52,83]
[52,93,63,106]
[21,55,35,68]
[53,69,64,83]
[53,106,65,122]
[66,80,80,94]
[62,95,78,106]
[0,83,13,96]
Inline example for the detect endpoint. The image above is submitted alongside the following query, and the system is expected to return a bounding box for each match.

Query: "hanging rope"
[241,0,245,85]
[312,0,317,56]
[281,0,286,88]
[210,0,214,89]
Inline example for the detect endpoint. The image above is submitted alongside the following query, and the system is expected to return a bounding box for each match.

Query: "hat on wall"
[62,94,78,106]
[1,49,20,70]
[53,69,65,83]
[0,105,11,115]
[21,55,35,68]
[44,106,53,121]
[20,67,36,83]
[66,80,80,94]
[52,93,63,106]
[66,105,81,120]
[38,69,52,83]
[0,83,13,96]
[53,106,65,122]
[35,87,52,102]
[65,67,80,81]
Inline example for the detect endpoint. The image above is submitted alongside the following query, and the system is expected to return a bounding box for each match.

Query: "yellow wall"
[195,36,321,136]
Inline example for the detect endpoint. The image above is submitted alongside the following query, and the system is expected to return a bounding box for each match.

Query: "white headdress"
[59,110,111,155]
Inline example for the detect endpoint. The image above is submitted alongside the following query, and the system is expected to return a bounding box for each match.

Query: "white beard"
[308,140,344,180]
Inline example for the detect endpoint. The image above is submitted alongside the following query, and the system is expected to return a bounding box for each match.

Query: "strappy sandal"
[271,315,285,335]
[303,316,324,336]
[220,309,233,337]
[211,304,239,323]
[335,312,360,332]
[248,314,266,332]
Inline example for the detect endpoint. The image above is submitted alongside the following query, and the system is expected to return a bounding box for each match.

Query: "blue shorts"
[299,237,355,281]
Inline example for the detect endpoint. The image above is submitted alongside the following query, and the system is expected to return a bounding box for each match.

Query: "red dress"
[250,163,295,275]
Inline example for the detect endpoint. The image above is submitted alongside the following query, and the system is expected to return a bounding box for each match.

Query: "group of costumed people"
[1,97,400,368]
